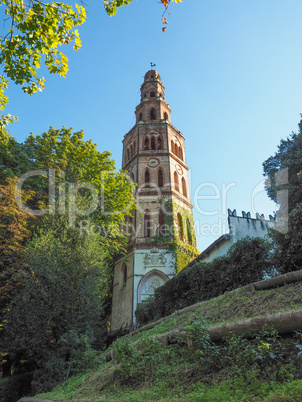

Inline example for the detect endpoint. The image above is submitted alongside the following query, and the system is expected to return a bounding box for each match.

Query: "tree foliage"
[263,117,302,213]
[0,177,34,325]
[268,204,302,274]
[0,127,135,390]
[0,0,86,126]
[1,214,106,392]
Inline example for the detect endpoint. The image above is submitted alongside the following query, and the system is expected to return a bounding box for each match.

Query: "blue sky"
[6,0,302,251]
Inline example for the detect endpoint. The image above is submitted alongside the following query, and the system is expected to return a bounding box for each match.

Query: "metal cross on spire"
[150,62,156,70]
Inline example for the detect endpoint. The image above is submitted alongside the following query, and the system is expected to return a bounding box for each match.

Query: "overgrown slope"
[37,281,302,401]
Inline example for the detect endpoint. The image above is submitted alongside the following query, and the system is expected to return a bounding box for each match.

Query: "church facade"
[111,70,199,331]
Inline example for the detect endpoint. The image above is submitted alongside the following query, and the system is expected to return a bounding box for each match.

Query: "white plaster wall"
[229,216,273,243]
[201,239,231,263]
[132,248,175,324]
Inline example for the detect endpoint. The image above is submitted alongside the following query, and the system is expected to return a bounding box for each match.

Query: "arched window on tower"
[130,144,133,156]
[121,263,127,285]
[171,140,175,154]
[145,169,150,187]
[181,177,187,197]
[164,112,168,120]
[179,147,183,160]
[174,171,179,192]
[157,137,162,150]
[177,213,183,241]
[127,149,130,160]
[150,91,155,98]
[159,210,166,237]
[144,137,149,150]
[144,210,151,238]
[186,219,192,245]
[151,137,156,150]
[158,169,163,187]
[139,112,143,121]
[174,144,179,157]
[150,109,156,120]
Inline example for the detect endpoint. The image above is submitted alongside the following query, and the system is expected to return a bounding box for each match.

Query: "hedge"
[135,237,271,326]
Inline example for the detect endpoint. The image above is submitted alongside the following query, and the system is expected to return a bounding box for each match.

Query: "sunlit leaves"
[0,0,86,126]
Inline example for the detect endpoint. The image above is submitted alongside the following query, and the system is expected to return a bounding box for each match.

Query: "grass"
[124,281,302,343]
[37,281,302,401]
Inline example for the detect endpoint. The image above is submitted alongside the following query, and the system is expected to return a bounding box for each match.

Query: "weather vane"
[150,62,156,70]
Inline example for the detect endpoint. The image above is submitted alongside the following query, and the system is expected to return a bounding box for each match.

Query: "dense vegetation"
[0,128,135,399]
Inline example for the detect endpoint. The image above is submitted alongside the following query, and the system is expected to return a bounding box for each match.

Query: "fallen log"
[104,309,302,362]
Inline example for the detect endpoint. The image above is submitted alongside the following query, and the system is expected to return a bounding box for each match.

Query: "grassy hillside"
[37,282,302,401]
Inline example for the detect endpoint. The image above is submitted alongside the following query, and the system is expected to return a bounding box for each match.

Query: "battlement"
[227,209,275,222]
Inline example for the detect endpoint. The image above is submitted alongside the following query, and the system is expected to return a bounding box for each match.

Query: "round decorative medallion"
[175,164,183,175]
[148,158,159,168]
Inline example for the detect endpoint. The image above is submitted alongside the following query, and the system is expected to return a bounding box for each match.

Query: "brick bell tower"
[111,69,198,331]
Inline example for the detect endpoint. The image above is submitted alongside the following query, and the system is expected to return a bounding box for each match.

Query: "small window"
[174,171,179,192]
[181,177,187,197]
[139,112,143,120]
[179,147,183,160]
[151,137,156,150]
[158,169,163,187]
[150,109,156,120]
[150,91,156,98]
[174,144,178,157]
[144,210,151,238]
[130,145,133,156]
[127,149,130,160]
[164,112,168,120]
[134,141,136,153]
[144,137,149,150]
[145,169,150,187]
[171,140,175,154]
[157,137,162,150]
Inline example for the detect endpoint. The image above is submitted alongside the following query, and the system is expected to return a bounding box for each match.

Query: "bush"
[0,372,33,402]
[135,237,271,326]
[269,204,302,274]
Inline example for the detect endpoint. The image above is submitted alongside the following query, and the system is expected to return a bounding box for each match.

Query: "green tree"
[0,177,33,322]
[263,117,302,213]
[268,203,302,274]
[263,115,302,274]
[1,214,106,391]
[21,126,136,256]
[0,130,29,184]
